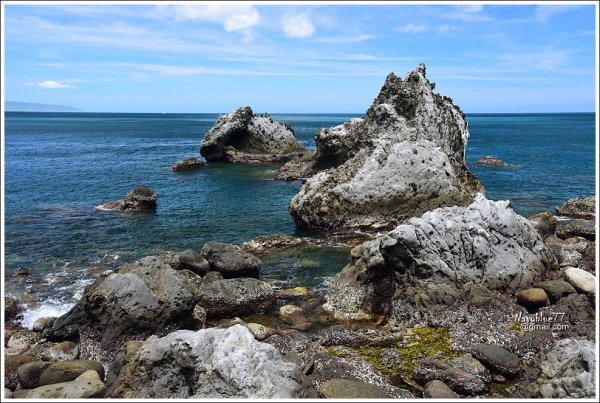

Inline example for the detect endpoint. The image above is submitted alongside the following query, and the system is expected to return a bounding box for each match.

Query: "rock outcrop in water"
[323,194,557,319]
[200,106,308,163]
[99,185,157,212]
[288,64,482,231]
[107,325,316,398]
[171,157,205,172]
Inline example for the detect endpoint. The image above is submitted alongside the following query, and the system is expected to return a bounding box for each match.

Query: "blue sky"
[2,2,597,113]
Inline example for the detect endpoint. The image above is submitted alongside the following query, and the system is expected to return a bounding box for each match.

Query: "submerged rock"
[556,196,595,220]
[526,338,595,398]
[289,64,482,231]
[475,156,507,166]
[171,157,205,172]
[199,106,307,163]
[99,185,157,212]
[323,194,556,319]
[108,325,316,398]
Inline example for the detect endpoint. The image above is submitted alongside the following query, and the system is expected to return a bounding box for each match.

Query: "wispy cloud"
[398,23,428,33]
[158,4,261,32]
[25,80,76,89]
[439,24,459,33]
[455,5,484,14]
[320,34,374,43]
[533,5,581,23]
[281,13,315,38]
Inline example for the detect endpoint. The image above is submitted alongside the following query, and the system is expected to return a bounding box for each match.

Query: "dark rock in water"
[4,297,24,325]
[275,151,317,181]
[201,241,261,278]
[475,156,507,166]
[413,358,487,395]
[197,278,275,318]
[108,325,317,398]
[423,380,459,398]
[14,266,30,276]
[556,196,595,220]
[471,344,520,378]
[318,379,389,399]
[199,106,308,163]
[99,185,157,212]
[516,288,549,309]
[529,212,558,239]
[534,280,576,303]
[171,157,205,172]
[44,256,198,363]
[555,219,595,240]
[525,338,595,398]
[323,194,556,319]
[289,64,483,231]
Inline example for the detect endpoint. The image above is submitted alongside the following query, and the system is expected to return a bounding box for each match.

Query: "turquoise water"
[3,112,596,322]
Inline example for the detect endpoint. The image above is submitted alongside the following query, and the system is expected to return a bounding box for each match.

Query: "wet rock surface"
[289,64,482,231]
[171,157,205,172]
[99,185,157,212]
[200,106,307,163]
[475,156,507,166]
[201,241,261,278]
[556,196,595,220]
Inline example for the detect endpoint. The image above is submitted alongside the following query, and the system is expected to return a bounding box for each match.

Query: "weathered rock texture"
[199,106,307,163]
[99,185,157,212]
[289,64,482,230]
[323,194,557,319]
[556,196,595,220]
[526,338,595,398]
[108,325,316,398]
[171,157,205,172]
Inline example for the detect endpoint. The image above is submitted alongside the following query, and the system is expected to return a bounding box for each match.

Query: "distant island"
[5,101,82,112]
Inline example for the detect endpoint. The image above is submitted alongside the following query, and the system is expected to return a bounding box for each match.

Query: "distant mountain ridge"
[5,101,82,112]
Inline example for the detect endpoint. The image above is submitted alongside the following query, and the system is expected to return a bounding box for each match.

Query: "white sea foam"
[21,301,75,330]
[94,204,114,211]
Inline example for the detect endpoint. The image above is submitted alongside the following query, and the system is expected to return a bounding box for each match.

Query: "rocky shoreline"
[3,65,596,400]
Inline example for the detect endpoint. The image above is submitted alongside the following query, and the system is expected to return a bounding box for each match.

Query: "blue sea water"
[2,112,596,324]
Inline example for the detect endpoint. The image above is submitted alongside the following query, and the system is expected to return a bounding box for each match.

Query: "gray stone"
[475,156,507,167]
[564,266,595,294]
[4,354,40,390]
[17,361,51,389]
[556,197,595,220]
[7,331,41,354]
[4,388,13,398]
[108,325,316,398]
[41,341,79,361]
[527,338,595,398]
[246,323,272,341]
[319,378,389,398]
[413,358,486,395]
[448,353,491,384]
[471,344,520,378]
[200,106,307,163]
[423,380,459,398]
[171,157,205,172]
[24,370,106,398]
[289,64,482,231]
[32,316,56,332]
[161,249,210,276]
[534,280,577,303]
[201,241,261,278]
[197,278,275,318]
[191,305,207,329]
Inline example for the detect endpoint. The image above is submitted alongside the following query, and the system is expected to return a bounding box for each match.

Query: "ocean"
[3,112,596,326]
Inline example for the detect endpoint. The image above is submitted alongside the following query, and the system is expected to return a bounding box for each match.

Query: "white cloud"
[455,5,483,13]
[399,23,428,33]
[160,4,260,32]
[26,80,76,89]
[281,13,315,38]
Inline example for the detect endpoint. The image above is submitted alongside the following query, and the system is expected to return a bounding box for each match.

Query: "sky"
[2,1,597,113]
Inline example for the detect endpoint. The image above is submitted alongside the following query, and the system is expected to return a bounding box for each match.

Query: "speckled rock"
[555,219,595,240]
[7,331,41,354]
[534,280,577,303]
[32,317,57,332]
[529,212,558,239]
[471,344,520,378]
[41,341,80,361]
[564,266,595,294]
[556,197,595,220]
[108,325,316,398]
[289,64,482,231]
[200,106,307,163]
[527,338,595,398]
[413,358,486,395]
[324,194,556,318]
[24,370,106,399]
[245,323,272,341]
[475,156,507,166]
[160,249,210,276]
